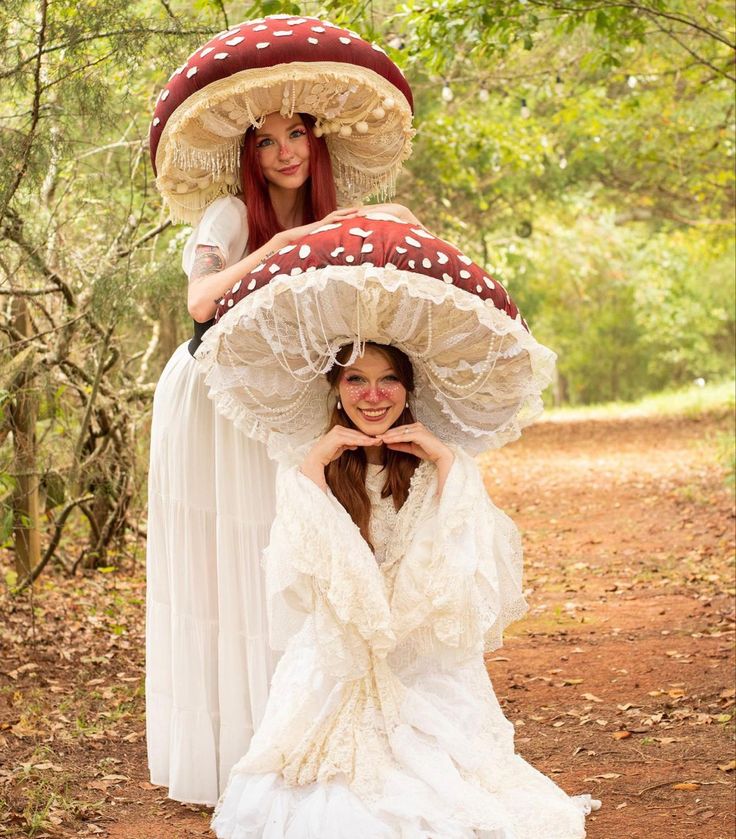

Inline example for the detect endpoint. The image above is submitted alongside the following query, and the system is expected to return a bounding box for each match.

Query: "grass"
[542,379,735,422]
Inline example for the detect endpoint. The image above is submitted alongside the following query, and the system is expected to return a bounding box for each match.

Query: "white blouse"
[365,464,398,566]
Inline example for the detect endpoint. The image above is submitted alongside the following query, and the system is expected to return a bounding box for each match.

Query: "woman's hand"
[357,203,420,226]
[379,421,450,464]
[300,425,381,489]
[272,207,360,249]
[380,422,455,496]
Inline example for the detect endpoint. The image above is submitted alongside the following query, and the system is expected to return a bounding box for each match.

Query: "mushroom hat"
[150,14,415,224]
[197,214,557,458]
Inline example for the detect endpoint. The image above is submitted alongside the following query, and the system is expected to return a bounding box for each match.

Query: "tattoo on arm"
[190,245,225,281]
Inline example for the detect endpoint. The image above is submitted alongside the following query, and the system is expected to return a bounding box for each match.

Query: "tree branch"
[0,0,48,220]
[14,494,95,593]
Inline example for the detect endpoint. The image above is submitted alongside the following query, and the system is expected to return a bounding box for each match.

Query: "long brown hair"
[325,343,419,550]
[240,113,338,252]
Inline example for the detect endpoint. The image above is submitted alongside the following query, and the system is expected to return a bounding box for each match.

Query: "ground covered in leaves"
[1,410,734,838]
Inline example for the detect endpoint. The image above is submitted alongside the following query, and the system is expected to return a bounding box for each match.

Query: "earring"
[337,400,342,411]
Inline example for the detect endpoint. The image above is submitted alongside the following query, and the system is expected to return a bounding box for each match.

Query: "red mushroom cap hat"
[150,14,415,224]
[197,214,556,457]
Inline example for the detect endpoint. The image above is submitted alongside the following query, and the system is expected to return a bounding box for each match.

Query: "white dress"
[145,196,279,805]
[211,452,600,837]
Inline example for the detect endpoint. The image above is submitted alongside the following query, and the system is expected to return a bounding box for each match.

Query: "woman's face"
[254,112,311,190]
[338,346,408,436]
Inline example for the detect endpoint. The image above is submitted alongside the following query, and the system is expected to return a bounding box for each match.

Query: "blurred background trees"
[1,0,733,584]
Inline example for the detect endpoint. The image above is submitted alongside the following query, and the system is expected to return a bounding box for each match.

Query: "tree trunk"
[158,303,180,363]
[10,297,41,580]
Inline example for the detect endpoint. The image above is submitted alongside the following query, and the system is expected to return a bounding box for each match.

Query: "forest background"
[0,1,733,611]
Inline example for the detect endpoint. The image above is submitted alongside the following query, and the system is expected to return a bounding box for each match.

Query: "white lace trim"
[196,265,556,459]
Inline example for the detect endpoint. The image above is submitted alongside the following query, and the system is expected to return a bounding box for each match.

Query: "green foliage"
[0,0,733,577]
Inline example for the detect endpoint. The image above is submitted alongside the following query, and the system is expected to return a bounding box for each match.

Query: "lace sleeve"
[390,449,527,653]
[264,466,395,679]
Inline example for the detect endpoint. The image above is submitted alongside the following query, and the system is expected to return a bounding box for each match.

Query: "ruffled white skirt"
[211,633,600,837]
[145,342,279,805]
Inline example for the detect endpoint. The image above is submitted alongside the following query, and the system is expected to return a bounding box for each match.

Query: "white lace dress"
[211,451,599,838]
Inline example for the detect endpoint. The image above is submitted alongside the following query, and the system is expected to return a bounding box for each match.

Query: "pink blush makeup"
[343,382,402,403]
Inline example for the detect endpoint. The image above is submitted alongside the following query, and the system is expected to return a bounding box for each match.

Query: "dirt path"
[1,412,734,838]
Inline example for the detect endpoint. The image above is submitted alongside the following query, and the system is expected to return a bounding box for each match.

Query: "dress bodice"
[365,464,398,566]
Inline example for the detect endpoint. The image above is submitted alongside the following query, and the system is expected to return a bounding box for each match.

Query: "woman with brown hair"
[209,342,600,837]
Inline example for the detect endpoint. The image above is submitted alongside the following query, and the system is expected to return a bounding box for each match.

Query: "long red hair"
[240,113,338,252]
[325,344,419,550]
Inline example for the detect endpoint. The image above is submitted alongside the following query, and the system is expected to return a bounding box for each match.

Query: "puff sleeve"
[181,195,249,279]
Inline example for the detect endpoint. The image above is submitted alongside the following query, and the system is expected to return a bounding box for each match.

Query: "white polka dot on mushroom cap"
[408,259,416,268]
[153,117,160,126]
[186,67,197,78]
[308,37,319,44]
[298,244,311,258]
[405,236,421,247]
[274,30,293,36]
[458,255,472,265]
[442,273,453,283]
[232,280,242,293]
[339,36,352,44]
[225,36,244,45]
[311,26,325,32]
[395,246,407,254]
[214,52,229,59]
[256,43,270,49]
[268,264,281,273]
[459,270,471,279]
[247,279,257,290]
[436,251,448,264]
[253,24,267,31]
[200,47,213,57]
[483,276,495,289]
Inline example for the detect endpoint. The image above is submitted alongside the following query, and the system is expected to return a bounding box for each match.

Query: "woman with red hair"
[147,14,418,807]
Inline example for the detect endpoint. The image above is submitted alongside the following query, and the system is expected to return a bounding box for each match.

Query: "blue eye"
[383,375,399,382]
[256,137,273,148]
[346,375,365,383]
[291,128,307,139]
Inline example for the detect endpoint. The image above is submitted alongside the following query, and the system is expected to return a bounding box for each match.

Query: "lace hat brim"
[150,15,414,225]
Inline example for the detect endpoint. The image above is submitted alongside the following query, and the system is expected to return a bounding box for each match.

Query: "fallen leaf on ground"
[672,782,700,791]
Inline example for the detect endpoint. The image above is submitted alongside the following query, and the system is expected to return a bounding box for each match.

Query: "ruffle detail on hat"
[195,265,556,457]
[155,62,414,225]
